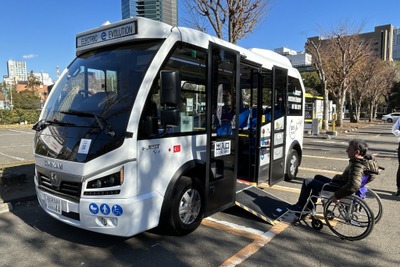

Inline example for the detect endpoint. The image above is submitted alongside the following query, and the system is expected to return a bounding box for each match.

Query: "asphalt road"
[0,123,399,266]
[0,126,35,166]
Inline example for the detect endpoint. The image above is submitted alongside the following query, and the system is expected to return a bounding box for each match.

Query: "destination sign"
[76,21,137,48]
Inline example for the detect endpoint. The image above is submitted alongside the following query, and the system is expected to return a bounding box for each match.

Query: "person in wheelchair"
[287,138,379,214]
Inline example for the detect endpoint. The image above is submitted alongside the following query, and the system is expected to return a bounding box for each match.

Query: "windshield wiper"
[32,119,75,131]
[60,110,115,137]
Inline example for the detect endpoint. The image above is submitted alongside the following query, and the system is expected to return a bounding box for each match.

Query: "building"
[121,0,178,26]
[121,0,136,19]
[4,60,28,86]
[33,72,53,86]
[307,24,397,62]
[393,28,400,61]
[274,47,312,67]
[359,24,393,61]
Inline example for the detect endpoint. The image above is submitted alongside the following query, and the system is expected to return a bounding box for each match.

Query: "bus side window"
[180,81,206,132]
[139,85,160,137]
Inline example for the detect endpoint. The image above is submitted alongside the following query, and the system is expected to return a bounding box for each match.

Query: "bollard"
[332,113,337,131]
[312,118,319,135]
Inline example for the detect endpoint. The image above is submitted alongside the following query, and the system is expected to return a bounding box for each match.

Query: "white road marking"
[0,151,25,161]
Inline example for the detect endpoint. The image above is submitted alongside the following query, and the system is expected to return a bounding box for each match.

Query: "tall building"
[393,28,400,61]
[7,59,27,82]
[121,0,136,19]
[121,0,178,26]
[307,24,396,62]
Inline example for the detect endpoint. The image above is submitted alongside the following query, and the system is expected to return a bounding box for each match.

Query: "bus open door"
[204,43,240,216]
[237,65,288,186]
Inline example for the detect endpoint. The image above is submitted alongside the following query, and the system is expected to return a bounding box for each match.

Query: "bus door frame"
[204,42,240,215]
[237,62,263,184]
[268,66,288,185]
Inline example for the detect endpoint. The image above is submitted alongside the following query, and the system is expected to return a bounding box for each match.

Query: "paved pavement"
[0,163,36,213]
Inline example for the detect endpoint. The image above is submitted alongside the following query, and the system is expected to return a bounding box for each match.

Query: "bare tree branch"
[182,0,270,43]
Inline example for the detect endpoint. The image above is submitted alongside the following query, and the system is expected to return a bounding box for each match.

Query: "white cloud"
[23,54,38,59]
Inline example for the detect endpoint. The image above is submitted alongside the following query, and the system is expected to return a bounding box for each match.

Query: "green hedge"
[0,109,41,125]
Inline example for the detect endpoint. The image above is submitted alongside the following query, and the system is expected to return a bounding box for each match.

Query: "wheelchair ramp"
[235,180,290,225]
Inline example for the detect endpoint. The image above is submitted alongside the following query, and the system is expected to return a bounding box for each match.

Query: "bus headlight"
[87,167,124,189]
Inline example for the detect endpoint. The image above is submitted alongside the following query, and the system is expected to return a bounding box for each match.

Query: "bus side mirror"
[160,70,181,107]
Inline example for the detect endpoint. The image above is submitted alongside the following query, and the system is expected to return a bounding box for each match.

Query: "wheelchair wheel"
[323,195,375,241]
[311,218,323,230]
[363,188,383,223]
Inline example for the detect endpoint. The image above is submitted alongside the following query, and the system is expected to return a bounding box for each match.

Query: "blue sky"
[1,0,399,81]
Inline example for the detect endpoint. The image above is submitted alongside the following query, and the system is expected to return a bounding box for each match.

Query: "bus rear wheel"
[285,149,299,181]
[168,176,204,235]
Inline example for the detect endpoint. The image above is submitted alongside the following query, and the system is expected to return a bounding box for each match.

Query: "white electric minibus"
[33,17,304,237]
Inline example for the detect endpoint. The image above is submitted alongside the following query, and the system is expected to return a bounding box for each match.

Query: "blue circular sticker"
[89,203,99,214]
[112,205,124,216]
[100,204,110,215]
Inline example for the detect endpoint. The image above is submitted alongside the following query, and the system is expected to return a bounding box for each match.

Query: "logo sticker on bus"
[112,205,123,216]
[173,145,181,153]
[100,204,110,215]
[89,203,99,214]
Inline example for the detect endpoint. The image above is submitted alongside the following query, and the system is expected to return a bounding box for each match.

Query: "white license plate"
[45,195,62,214]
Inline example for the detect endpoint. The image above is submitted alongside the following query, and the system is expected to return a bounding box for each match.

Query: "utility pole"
[10,76,18,110]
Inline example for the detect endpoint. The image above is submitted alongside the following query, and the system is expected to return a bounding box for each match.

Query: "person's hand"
[331,196,339,203]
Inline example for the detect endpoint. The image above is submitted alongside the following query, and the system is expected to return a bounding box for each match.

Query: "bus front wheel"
[285,149,299,181]
[168,176,204,235]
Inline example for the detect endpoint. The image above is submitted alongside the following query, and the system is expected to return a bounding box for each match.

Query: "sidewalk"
[0,163,36,213]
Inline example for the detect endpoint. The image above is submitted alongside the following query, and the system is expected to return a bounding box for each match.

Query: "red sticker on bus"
[173,145,181,153]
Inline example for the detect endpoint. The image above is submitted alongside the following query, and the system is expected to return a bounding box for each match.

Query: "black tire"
[168,176,204,236]
[285,149,299,181]
[363,188,383,223]
[323,195,374,241]
[311,218,324,230]
[387,118,393,123]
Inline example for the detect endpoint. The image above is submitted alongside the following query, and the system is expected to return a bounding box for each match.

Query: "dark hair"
[349,139,368,156]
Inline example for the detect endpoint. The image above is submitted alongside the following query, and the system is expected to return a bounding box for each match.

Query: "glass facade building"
[393,28,400,61]
[121,0,177,26]
[121,0,136,19]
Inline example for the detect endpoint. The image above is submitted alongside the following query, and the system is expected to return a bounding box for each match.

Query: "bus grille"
[38,172,82,199]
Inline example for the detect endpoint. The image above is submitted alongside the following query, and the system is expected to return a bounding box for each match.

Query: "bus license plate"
[46,195,62,214]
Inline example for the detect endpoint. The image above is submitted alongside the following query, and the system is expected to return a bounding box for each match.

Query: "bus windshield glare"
[41,41,162,129]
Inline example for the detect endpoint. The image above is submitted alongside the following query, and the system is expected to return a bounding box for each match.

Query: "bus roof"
[75,17,297,75]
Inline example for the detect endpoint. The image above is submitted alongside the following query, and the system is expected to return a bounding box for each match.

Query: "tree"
[26,71,42,93]
[387,61,400,113]
[301,71,322,95]
[305,37,329,130]
[12,89,41,109]
[182,0,270,44]
[316,23,371,127]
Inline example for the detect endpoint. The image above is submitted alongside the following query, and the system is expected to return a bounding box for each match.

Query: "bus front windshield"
[42,41,162,130]
[34,41,162,162]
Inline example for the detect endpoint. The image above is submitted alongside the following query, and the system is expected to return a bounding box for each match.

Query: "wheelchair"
[294,173,383,241]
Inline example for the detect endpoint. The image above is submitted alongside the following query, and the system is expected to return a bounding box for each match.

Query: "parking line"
[0,151,25,161]
[202,217,290,267]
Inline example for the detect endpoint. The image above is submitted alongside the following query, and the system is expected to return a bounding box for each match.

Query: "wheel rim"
[324,196,374,241]
[179,188,201,225]
[289,154,298,176]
